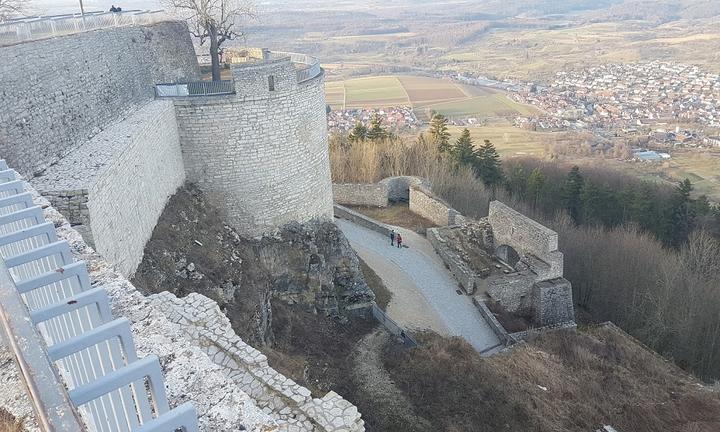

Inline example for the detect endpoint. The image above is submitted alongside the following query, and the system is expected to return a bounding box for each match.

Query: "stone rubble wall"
[150,291,365,432]
[174,60,334,237]
[488,201,563,281]
[32,100,185,277]
[532,279,576,325]
[332,183,389,207]
[486,272,536,313]
[409,184,456,226]
[426,228,479,294]
[23,179,277,431]
[0,21,199,177]
[332,176,424,208]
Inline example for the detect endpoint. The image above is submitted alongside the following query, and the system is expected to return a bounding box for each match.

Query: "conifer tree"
[475,139,504,188]
[348,122,368,143]
[428,114,451,153]
[505,164,527,198]
[561,166,584,224]
[366,115,388,141]
[526,168,546,208]
[451,128,478,168]
[666,178,696,248]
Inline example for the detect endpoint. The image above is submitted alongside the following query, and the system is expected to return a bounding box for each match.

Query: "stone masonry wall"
[332,183,389,207]
[150,292,365,432]
[33,100,185,276]
[488,201,563,281]
[409,184,454,226]
[175,60,333,236]
[0,21,199,177]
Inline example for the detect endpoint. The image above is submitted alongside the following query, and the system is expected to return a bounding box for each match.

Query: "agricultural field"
[325,75,539,121]
[446,125,558,157]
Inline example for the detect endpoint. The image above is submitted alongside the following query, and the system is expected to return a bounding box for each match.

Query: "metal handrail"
[0,161,198,431]
[229,49,322,83]
[0,10,170,47]
[155,80,235,97]
[267,50,322,83]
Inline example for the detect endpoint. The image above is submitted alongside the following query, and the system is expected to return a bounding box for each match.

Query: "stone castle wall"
[332,183,389,207]
[0,21,199,177]
[33,100,185,276]
[174,59,333,236]
[487,201,563,280]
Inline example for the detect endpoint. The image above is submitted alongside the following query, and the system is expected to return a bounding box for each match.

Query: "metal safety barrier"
[0,10,169,47]
[267,50,322,83]
[155,80,235,97]
[0,160,198,432]
[371,303,417,347]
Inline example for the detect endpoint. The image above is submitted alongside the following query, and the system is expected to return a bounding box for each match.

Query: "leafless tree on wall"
[0,0,28,21]
[165,0,255,81]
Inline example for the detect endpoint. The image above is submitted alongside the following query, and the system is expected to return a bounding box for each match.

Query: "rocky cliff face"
[132,185,374,345]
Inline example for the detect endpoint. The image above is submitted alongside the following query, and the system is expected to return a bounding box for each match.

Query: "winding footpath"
[337,219,501,354]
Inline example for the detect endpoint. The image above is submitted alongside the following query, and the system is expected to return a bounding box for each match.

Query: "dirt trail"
[351,329,430,431]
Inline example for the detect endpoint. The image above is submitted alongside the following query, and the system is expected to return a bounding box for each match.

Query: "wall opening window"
[268,75,275,91]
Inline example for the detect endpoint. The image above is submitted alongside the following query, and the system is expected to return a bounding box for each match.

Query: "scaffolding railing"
[0,160,198,432]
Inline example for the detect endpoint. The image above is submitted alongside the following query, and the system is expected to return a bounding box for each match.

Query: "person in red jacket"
[396,233,403,248]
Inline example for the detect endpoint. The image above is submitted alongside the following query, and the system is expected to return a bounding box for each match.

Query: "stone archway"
[495,244,521,268]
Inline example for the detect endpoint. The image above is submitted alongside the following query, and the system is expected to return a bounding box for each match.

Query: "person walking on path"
[390,229,395,246]
[396,233,403,248]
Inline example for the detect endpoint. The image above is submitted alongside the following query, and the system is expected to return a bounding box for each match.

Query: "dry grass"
[383,326,720,432]
[349,204,437,234]
[0,409,23,432]
[358,258,392,311]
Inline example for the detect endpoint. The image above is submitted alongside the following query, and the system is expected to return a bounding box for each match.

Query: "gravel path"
[337,219,501,353]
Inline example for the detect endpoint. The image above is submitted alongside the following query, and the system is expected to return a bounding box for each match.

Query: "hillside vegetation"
[382,326,720,432]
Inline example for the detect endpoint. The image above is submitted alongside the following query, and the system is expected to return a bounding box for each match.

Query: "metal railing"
[371,303,418,347]
[230,49,322,83]
[155,80,235,97]
[0,161,198,432]
[268,50,322,83]
[0,10,169,47]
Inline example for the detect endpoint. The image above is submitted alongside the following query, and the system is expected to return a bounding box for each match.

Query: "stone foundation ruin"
[332,176,576,339]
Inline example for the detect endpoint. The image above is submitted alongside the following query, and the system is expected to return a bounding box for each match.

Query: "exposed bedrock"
[132,184,374,345]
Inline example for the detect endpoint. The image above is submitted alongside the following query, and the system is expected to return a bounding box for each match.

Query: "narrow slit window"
[268,75,275,91]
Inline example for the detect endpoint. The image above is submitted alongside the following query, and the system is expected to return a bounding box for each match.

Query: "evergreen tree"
[475,139,504,189]
[665,178,696,248]
[505,164,527,198]
[348,122,368,143]
[692,194,711,216]
[451,128,478,168]
[526,168,546,208]
[366,115,388,141]
[428,114,451,153]
[561,166,584,224]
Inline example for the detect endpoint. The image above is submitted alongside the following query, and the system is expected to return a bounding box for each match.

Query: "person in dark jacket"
[389,229,395,246]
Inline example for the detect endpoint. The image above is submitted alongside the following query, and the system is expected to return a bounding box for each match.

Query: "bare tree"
[0,0,28,21]
[166,0,255,81]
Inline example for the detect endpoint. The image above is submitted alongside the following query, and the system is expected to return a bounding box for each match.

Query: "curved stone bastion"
[169,54,334,236]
